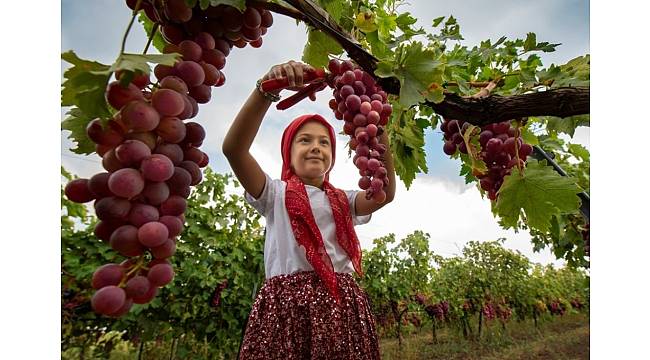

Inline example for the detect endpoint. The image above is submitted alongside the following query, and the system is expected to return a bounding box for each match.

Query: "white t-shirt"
[244,172,372,279]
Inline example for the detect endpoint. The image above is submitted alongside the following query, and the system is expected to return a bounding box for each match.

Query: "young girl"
[222,60,396,359]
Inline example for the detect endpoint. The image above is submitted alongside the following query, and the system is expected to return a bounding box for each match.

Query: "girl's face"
[290,121,333,186]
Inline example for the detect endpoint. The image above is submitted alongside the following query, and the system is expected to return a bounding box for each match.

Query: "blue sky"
[61,0,589,266]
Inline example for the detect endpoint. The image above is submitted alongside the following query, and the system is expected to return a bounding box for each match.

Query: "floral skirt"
[238,270,381,360]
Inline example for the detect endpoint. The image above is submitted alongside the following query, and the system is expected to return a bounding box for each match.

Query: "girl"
[222,60,396,359]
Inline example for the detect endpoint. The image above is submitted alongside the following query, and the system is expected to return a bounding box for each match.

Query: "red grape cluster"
[209,279,229,308]
[325,59,393,202]
[129,0,274,91]
[441,119,533,200]
[481,302,496,320]
[64,56,210,318]
[548,300,566,316]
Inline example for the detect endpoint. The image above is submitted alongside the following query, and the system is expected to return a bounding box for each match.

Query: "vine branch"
[262,0,589,124]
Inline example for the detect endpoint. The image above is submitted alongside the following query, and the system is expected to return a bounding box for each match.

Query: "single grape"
[91,264,125,290]
[178,40,202,62]
[156,117,187,144]
[141,154,175,182]
[110,225,145,257]
[121,101,160,132]
[128,203,159,227]
[115,140,151,166]
[152,89,185,117]
[125,275,151,298]
[108,168,145,199]
[141,181,170,206]
[151,239,177,259]
[443,141,456,155]
[137,221,169,248]
[91,285,126,316]
[148,263,175,287]
[94,196,131,221]
[159,215,184,237]
[160,195,188,216]
[65,179,95,203]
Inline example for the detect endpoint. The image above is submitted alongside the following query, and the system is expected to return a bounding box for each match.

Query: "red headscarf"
[281,114,364,305]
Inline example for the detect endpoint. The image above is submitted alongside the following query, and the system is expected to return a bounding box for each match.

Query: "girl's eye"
[321,140,329,145]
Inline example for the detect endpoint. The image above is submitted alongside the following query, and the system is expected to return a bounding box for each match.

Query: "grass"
[379,313,589,360]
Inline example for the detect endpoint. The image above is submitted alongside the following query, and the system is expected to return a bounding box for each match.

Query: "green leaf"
[545,114,589,137]
[110,53,180,75]
[206,0,246,12]
[365,30,394,60]
[138,12,167,53]
[390,106,429,188]
[523,33,537,52]
[61,108,97,155]
[432,16,445,28]
[567,143,590,162]
[393,42,445,107]
[374,60,396,78]
[301,29,343,68]
[376,9,397,42]
[495,160,582,232]
[520,126,539,146]
[61,51,112,118]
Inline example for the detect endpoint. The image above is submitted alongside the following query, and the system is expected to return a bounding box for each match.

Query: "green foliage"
[138,12,167,53]
[61,51,112,120]
[388,103,430,189]
[186,0,247,11]
[495,159,582,232]
[302,29,344,68]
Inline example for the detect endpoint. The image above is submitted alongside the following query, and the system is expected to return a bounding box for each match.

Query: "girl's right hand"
[260,60,316,94]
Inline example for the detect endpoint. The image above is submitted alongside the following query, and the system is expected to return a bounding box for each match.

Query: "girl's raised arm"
[222,61,311,199]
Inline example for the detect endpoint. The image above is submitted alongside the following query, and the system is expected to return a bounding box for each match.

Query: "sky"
[60,0,590,267]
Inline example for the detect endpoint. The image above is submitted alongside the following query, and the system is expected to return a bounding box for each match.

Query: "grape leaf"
[390,106,429,189]
[375,9,397,42]
[432,16,445,27]
[110,53,180,76]
[518,126,539,146]
[200,0,246,11]
[567,143,590,162]
[318,0,347,23]
[392,42,445,107]
[302,29,344,68]
[138,12,167,53]
[545,114,589,137]
[495,160,582,232]
[61,51,112,119]
[61,107,97,155]
[523,32,560,53]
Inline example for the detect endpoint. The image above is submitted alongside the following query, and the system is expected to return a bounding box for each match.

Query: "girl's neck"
[300,176,324,189]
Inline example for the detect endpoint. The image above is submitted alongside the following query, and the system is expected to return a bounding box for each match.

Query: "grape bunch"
[548,300,566,316]
[441,118,533,201]
[64,52,211,318]
[129,0,274,90]
[481,302,496,320]
[209,279,229,308]
[494,302,512,321]
[325,59,393,203]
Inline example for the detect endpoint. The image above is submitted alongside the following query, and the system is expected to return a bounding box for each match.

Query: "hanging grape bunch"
[326,59,393,203]
[260,58,393,203]
[63,0,275,318]
[441,118,533,201]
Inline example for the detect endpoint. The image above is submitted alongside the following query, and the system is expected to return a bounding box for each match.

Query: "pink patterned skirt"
[238,270,381,359]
